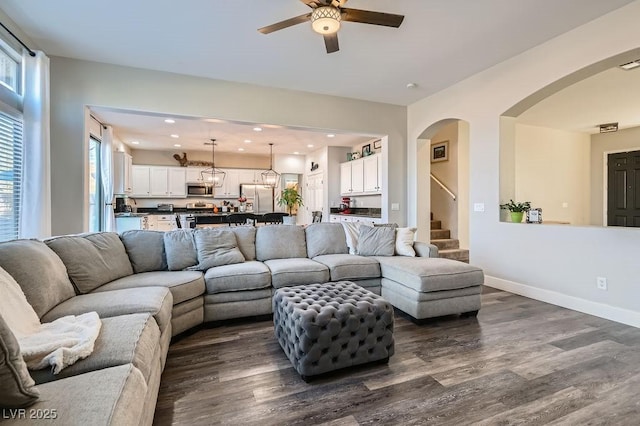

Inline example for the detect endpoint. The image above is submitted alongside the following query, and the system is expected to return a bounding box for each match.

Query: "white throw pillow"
[341,222,361,255]
[395,227,417,256]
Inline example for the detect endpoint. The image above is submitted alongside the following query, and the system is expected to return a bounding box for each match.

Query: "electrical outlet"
[474,203,485,212]
[596,276,607,290]
[391,203,400,211]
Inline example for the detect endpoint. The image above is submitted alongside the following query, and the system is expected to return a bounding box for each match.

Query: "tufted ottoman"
[273,281,394,381]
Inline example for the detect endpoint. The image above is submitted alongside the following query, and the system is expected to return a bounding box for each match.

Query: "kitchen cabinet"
[237,169,260,185]
[113,152,133,194]
[341,154,382,195]
[214,169,240,198]
[131,165,186,198]
[340,160,364,195]
[329,214,381,225]
[186,167,207,183]
[363,154,382,193]
[155,214,178,231]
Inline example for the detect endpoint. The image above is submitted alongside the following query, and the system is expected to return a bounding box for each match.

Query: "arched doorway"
[416,119,470,258]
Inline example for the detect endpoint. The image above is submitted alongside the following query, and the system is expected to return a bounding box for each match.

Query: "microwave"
[187,184,214,197]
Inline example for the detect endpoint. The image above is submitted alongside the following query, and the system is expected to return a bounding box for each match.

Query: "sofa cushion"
[41,287,173,334]
[0,239,76,318]
[163,230,198,271]
[256,225,307,261]
[120,230,167,273]
[0,313,39,408]
[4,364,147,426]
[204,261,271,294]
[305,223,348,258]
[312,254,381,281]
[188,228,245,271]
[230,226,257,261]
[395,227,417,257]
[30,313,160,385]
[264,258,330,288]
[93,271,205,305]
[45,233,134,294]
[376,257,484,292]
[357,225,395,256]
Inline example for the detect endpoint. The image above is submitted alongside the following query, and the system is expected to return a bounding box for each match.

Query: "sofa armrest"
[413,241,438,258]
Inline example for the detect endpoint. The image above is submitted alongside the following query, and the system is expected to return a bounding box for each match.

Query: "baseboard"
[485,275,640,329]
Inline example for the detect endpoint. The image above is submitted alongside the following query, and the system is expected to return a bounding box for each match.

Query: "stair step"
[430,229,451,239]
[431,238,460,250]
[430,220,441,230]
[438,248,470,263]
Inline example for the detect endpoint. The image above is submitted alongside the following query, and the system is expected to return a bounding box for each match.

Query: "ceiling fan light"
[311,6,341,35]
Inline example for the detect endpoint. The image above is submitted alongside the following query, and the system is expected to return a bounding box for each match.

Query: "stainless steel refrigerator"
[239,184,275,213]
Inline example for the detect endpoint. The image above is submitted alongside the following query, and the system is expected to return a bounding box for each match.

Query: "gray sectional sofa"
[0,223,483,425]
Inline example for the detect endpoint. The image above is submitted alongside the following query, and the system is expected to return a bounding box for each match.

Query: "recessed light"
[293,151,300,155]
[620,60,640,70]
[238,148,245,152]
[170,134,179,138]
[253,127,263,132]
[244,139,252,143]
[131,141,140,145]
[307,144,314,148]
[327,134,335,138]
[406,82,418,89]
[173,144,181,147]
[164,119,175,124]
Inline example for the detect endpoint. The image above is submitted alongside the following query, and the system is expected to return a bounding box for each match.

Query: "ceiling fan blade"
[331,0,349,7]
[258,13,312,34]
[299,0,322,7]
[324,33,339,54]
[342,8,404,28]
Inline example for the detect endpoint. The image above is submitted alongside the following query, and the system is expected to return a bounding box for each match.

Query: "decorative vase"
[239,203,246,212]
[510,211,524,223]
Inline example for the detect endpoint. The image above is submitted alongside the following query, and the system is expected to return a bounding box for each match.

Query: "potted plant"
[278,186,303,224]
[500,199,531,223]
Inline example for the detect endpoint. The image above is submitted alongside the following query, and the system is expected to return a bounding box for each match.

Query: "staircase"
[430,217,469,263]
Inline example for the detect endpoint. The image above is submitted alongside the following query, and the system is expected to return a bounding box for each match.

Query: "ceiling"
[517,66,640,134]
[1,0,635,106]
[92,107,376,154]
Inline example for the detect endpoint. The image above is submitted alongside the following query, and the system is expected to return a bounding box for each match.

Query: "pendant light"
[200,139,226,188]
[261,143,281,188]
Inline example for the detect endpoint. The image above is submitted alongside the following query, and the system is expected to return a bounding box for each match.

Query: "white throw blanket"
[0,266,102,374]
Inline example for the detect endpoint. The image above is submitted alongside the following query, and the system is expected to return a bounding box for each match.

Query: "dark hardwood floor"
[154,287,640,425]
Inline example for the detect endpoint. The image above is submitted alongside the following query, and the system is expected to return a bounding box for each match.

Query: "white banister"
[430,173,456,201]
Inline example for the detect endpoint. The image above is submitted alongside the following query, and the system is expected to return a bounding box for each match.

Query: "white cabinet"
[131,165,151,197]
[155,214,178,231]
[341,154,382,195]
[186,167,207,183]
[113,152,133,194]
[131,165,186,198]
[329,214,381,224]
[214,169,240,198]
[340,159,364,195]
[237,169,259,184]
[363,154,381,193]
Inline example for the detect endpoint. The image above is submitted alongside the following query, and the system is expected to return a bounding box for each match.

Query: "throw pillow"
[188,229,245,271]
[0,313,39,408]
[395,227,417,257]
[357,225,395,256]
[305,223,348,258]
[120,230,167,273]
[163,230,198,271]
[229,226,257,261]
[341,222,361,255]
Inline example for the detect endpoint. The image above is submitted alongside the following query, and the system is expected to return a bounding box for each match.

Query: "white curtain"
[100,126,115,232]
[20,51,51,239]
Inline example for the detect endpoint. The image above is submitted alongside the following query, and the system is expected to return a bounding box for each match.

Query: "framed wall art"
[431,141,449,163]
[526,208,543,224]
[373,140,382,149]
[362,144,372,157]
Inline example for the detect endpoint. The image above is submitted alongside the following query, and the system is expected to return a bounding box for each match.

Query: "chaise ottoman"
[273,281,394,381]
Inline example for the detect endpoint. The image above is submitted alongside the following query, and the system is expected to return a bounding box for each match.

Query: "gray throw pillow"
[255,225,307,261]
[230,226,257,261]
[163,230,198,271]
[305,223,348,258]
[188,229,245,271]
[45,233,134,294]
[0,313,39,408]
[357,225,395,256]
[0,239,76,318]
[120,230,167,273]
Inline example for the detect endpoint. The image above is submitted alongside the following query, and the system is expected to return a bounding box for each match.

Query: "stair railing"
[430,173,456,201]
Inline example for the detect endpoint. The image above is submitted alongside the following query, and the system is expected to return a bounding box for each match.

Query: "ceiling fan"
[258,0,404,54]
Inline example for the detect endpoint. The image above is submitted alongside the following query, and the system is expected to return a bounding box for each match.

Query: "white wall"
[49,57,406,235]
[590,126,640,226]
[131,149,269,169]
[514,123,591,225]
[408,1,640,326]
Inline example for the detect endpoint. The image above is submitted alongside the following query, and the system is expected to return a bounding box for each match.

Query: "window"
[0,46,19,93]
[88,136,102,232]
[0,108,23,242]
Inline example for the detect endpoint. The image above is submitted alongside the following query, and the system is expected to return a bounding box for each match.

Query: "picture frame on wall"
[362,144,372,157]
[431,141,449,163]
[373,140,382,149]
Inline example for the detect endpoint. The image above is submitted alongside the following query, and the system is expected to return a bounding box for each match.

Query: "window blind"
[0,109,23,242]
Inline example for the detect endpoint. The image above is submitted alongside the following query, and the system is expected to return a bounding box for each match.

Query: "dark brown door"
[607,150,640,227]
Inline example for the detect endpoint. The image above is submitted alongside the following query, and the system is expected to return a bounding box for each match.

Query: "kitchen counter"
[329,207,382,219]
